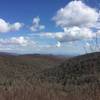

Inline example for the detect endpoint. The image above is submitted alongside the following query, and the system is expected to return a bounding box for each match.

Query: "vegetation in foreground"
[0,52,99,100]
[0,81,100,100]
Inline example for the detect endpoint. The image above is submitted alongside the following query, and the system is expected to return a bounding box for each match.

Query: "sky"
[0,0,100,55]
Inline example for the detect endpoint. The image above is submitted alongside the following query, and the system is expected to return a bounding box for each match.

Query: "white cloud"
[30,16,45,32]
[0,18,23,33]
[0,36,33,46]
[11,22,23,31]
[53,0,99,28]
[56,41,61,47]
[50,0,100,43]
[10,37,28,46]
[44,26,95,43]
[63,27,95,40]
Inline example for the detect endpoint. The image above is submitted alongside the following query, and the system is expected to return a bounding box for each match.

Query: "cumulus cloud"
[30,16,45,32]
[0,18,23,33]
[10,37,28,46]
[0,36,31,46]
[56,41,61,47]
[11,22,23,31]
[60,27,95,41]
[51,0,100,44]
[53,0,99,28]
[44,27,95,43]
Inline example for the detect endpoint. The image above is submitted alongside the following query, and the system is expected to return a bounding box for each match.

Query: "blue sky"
[0,0,100,55]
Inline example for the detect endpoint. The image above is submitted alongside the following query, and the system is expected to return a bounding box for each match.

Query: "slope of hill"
[0,52,99,100]
[40,52,100,86]
[0,52,100,87]
[0,53,66,85]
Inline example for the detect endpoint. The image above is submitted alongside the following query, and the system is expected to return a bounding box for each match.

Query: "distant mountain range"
[0,52,99,87]
[40,52,100,86]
